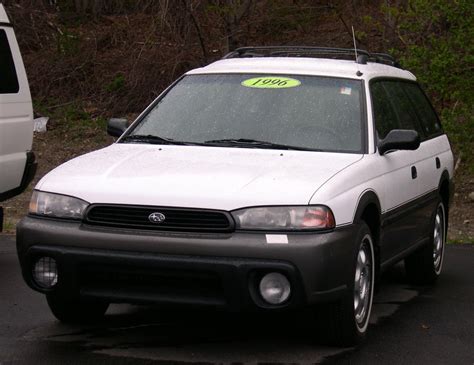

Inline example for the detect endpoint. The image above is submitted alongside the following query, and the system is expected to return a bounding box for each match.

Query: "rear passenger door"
[371,80,426,262]
[401,82,445,194]
[0,15,34,198]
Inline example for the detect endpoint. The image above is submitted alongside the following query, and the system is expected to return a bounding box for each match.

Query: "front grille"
[85,205,234,232]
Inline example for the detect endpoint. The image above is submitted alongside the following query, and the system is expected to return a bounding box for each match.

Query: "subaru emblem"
[148,212,166,224]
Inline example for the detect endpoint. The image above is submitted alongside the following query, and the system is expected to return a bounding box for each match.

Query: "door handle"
[411,166,417,179]
[435,157,441,169]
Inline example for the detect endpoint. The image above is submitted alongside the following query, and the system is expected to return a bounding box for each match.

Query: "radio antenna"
[352,26,358,62]
[352,26,363,76]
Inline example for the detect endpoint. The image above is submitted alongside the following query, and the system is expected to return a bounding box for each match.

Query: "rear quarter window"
[0,29,19,94]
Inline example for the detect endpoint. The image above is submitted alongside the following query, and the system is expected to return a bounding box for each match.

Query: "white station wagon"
[17,46,454,345]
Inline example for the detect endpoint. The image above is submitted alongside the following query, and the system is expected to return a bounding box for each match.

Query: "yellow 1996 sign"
[241,76,301,89]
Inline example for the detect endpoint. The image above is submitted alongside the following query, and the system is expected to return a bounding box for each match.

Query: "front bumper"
[17,216,359,310]
[0,151,37,203]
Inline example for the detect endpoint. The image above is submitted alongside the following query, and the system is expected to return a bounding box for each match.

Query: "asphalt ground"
[0,234,473,364]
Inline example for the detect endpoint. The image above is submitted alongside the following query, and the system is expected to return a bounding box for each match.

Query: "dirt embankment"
[1,1,472,241]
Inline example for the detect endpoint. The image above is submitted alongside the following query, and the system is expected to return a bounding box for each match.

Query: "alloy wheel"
[433,203,445,275]
[354,235,374,331]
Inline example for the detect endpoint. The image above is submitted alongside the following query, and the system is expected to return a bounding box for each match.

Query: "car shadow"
[26,263,423,364]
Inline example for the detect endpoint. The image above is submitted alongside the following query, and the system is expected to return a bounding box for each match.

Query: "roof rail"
[222,46,402,69]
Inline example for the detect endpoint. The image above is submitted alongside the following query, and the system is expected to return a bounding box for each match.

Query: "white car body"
[36,57,453,227]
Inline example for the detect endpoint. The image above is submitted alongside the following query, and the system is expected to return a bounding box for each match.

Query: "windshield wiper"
[204,138,321,151]
[121,135,320,151]
[121,134,198,146]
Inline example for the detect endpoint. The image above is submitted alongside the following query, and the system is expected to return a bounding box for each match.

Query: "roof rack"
[222,46,402,69]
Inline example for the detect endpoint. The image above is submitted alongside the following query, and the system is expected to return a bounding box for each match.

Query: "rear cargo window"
[0,29,19,94]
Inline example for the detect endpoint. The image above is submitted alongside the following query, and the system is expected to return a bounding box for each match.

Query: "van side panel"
[0,23,34,196]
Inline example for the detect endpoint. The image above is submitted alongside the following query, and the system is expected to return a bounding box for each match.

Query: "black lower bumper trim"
[23,245,306,311]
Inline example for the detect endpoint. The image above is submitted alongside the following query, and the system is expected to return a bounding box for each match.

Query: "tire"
[46,294,109,324]
[405,199,446,285]
[316,223,375,346]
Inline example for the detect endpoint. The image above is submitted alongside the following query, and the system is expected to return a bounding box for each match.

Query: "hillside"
[1,0,472,241]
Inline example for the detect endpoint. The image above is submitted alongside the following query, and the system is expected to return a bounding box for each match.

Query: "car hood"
[37,144,363,211]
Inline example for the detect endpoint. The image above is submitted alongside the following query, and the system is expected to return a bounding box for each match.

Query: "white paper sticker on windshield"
[340,86,352,95]
[265,234,289,244]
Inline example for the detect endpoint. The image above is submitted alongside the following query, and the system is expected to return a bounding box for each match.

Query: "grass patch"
[448,237,474,245]
[1,219,18,234]
[34,101,111,147]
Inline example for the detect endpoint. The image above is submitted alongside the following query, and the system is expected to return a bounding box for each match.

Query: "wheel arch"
[438,169,452,232]
[438,170,451,208]
[353,190,382,277]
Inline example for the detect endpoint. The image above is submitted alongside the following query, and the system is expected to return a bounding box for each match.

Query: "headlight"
[29,190,89,220]
[231,206,335,231]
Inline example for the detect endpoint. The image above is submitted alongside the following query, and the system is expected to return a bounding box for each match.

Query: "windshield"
[128,74,365,153]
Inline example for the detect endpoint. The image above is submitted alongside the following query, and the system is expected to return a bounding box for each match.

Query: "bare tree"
[182,0,208,63]
[74,0,88,13]
[210,0,254,52]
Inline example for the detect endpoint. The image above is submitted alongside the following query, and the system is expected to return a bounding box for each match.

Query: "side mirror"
[107,118,128,137]
[378,129,420,155]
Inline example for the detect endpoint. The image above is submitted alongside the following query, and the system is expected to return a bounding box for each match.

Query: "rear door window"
[381,81,424,137]
[371,80,424,139]
[0,29,19,94]
[402,83,442,138]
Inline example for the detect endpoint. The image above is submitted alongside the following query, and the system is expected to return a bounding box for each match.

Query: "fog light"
[32,257,58,288]
[259,272,291,305]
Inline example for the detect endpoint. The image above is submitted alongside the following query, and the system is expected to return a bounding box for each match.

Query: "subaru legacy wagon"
[17,46,454,345]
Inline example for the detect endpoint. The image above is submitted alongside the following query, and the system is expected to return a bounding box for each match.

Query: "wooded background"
[3,1,470,112]
[3,1,472,123]
[1,0,472,239]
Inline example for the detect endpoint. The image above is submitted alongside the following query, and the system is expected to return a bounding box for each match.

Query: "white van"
[0,4,36,230]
